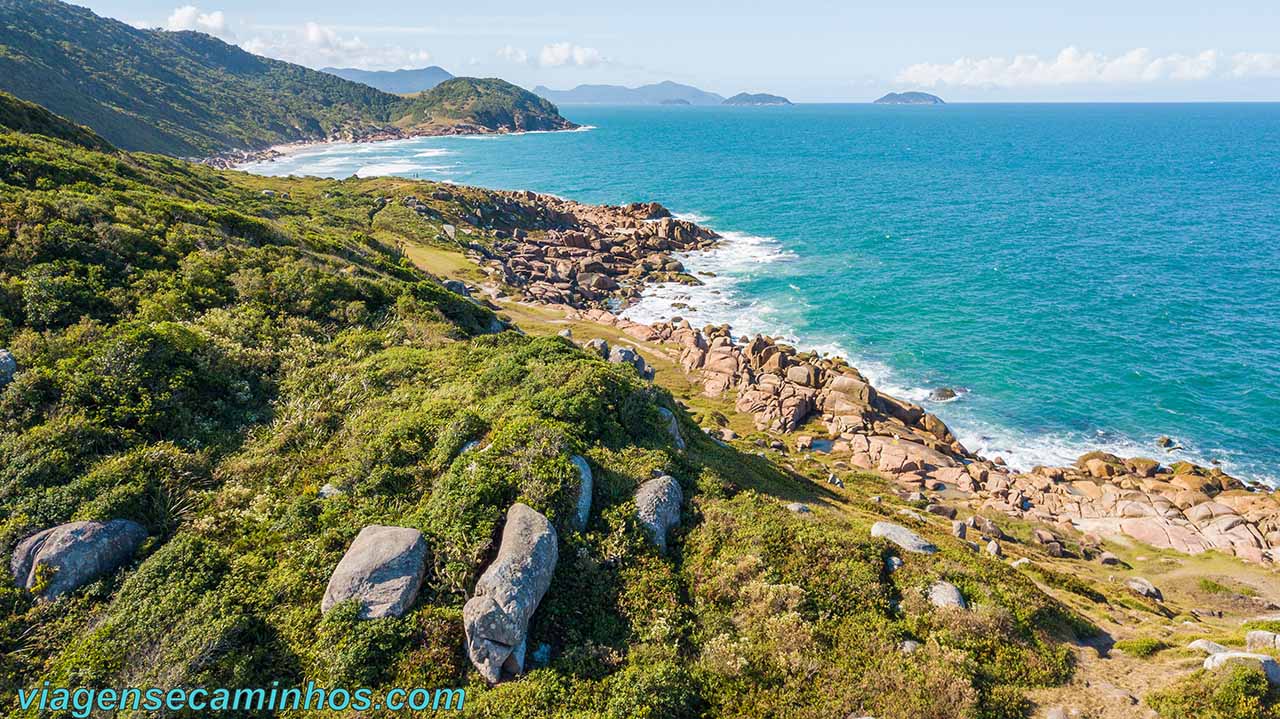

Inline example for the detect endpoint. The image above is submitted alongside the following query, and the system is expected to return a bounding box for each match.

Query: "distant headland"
[874,91,946,105]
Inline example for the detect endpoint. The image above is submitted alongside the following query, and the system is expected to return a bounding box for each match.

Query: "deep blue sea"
[242,104,1280,486]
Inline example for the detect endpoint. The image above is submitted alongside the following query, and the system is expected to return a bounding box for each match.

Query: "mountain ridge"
[323,65,455,94]
[534,81,725,105]
[0,0,572,156]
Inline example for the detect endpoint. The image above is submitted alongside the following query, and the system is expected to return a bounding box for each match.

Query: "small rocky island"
[874,91,945,105]
[723,92,792,106]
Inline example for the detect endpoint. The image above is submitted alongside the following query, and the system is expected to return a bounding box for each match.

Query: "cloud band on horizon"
[898,46,1280,88]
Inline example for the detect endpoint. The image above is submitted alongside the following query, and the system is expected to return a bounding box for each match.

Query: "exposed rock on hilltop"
[874,91,945,105]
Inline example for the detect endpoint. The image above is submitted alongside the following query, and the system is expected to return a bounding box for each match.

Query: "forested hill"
[397,78,577,134]
[0,0,573,156]
[0,0,402,156]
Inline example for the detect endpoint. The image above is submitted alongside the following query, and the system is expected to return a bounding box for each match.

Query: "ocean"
[241,103,1280,486]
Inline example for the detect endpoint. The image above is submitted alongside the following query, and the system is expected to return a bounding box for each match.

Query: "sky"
[83,0,1280,101]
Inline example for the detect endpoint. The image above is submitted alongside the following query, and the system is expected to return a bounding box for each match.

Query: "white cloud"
[896,46,1228,88]
[1231,52,1280,78]
[166,5,234,40]
[241,22,432,70]
[496,45,529,64]
[538,42,603,68]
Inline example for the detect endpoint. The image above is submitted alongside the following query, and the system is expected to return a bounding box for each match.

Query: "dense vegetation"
[1148,665,1280,719]
[0,1,572,156]
[0,97,1109,718]
[398,78,577,133]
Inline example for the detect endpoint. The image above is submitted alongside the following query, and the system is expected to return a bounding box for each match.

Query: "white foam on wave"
[354,161,435,177]
[622,226,796,336]
[621,213,1278,486]
[455,125,597,141]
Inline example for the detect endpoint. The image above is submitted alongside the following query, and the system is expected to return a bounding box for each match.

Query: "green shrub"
[1147,665,1280,718]
[1115,637,1171,658]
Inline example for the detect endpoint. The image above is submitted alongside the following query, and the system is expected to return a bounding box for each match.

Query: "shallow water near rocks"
[243,103,1280,486]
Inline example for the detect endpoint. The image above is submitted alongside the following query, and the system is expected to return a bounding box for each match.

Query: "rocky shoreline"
[408,186,1280,567]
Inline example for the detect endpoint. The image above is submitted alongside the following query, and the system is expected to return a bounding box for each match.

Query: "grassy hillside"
[0,99,1122,719]
[0,1,572,156]
[399,78,577,133]
[0,91,110,151]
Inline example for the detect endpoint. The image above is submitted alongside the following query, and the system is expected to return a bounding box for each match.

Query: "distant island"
[723,92,792,106]
[323,66,454,95]
[874,91,945,105]
[534,81,724,105]
[660,98,692,106]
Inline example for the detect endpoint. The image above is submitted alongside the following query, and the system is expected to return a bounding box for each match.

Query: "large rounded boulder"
[11,520,147,600]
[321,525,428,619]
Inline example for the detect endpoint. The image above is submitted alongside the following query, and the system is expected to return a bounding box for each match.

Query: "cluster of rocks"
[552,309,1279,564]
[581,337,655,381]
[567,313,961,454]
[876,449,1279,564]
[429,192,718,307]
[1182,633,1280,686]
[314,443,682,684]
[955,453,1280,564]
[431,195,1279,567]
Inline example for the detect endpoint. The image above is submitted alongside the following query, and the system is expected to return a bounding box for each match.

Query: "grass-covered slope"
[399,78,577,134]
[0,91,111,151]
[0,1,573,156]
[0,104,1100,718]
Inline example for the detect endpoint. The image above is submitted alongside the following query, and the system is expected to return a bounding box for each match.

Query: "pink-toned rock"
[1120,517,1212,554]
[930,467,968,486]
[1186,502,1238,525]
[1085,458,1116,479]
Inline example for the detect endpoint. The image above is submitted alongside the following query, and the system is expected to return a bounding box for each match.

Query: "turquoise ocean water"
[242,104,1280,486]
